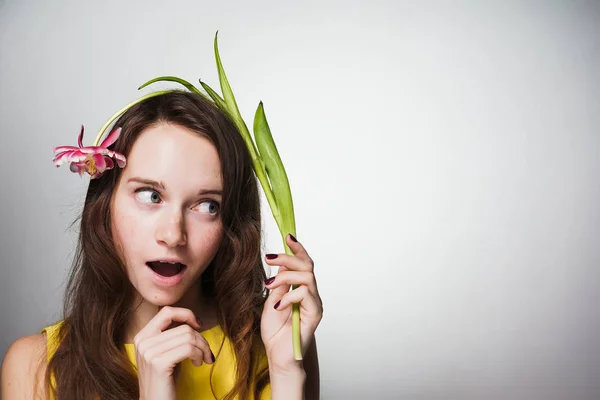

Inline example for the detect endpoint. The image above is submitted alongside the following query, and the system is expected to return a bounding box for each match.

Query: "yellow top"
[42,321,271,399]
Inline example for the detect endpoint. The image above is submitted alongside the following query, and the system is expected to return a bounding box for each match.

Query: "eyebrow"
[127,177,223,196]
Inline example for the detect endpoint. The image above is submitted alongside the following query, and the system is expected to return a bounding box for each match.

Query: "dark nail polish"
[266,253,278,260]
[289,234,297,242]
[196,317,202,326]
[264,276,276,285]
[211,351,216,362]
[274,300,281,309]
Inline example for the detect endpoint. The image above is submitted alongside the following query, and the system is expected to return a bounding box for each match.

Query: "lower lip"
[147,264,187,287]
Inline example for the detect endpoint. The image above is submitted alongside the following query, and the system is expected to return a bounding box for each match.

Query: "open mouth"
[146,261,186,277]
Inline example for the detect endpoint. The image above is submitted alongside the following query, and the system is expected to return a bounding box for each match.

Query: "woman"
[1,91,322,399]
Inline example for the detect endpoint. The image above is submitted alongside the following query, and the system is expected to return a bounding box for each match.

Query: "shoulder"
[1,333,48,399]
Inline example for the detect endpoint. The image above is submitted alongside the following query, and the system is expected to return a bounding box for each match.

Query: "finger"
[264,253,313,272]
[142,329,214,367]
[285,233,314,267]
[274,285,323,318]
[136,324,203,358]
[153,342,209,370]
[139,324,199,350]
[265,265,292,298]
[264,270,318,297]
[135,306,201,343]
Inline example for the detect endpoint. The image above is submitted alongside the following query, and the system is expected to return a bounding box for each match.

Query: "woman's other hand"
[261,234,323,375]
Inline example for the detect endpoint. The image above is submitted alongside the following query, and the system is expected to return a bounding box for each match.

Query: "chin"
[140,287,187,307]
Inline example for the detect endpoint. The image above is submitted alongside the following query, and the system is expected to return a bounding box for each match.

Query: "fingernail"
[264,276,276,285]
[266,253,278,260]
[274,300,281,310]
[196,317,202,326]
[211,351,216,362]
[288,234,297,242]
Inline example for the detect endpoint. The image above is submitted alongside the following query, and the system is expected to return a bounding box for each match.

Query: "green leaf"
[213,31,244,122]
[254,101,296,239]
[199,80,227,112]
[137,76,211,101]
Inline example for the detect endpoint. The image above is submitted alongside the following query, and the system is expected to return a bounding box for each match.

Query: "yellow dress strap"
[40,320,64,400]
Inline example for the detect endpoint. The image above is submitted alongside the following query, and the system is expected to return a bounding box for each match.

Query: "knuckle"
[135,337,147,352]
[183,343,195,355]
[143,351,155,365]
[303,272,315,284]
[136,343,146,355]
[184,332,196,343]
[201,341,211,352]
[196,336,209,349]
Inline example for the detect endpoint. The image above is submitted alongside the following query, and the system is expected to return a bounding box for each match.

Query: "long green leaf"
[211,33,280,220]
[213,32,244,124]
[254,102,296,239]
[198,80,228,112]
[137,76,210,101]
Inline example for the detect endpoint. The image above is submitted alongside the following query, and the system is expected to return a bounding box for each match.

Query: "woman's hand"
[133,306,215,400]
[261,234,323,375]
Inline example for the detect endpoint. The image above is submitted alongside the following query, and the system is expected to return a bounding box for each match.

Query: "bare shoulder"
[1,332,48,399]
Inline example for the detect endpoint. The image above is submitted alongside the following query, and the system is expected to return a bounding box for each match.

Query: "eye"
[196,200,220,215]
[135,188,162,204]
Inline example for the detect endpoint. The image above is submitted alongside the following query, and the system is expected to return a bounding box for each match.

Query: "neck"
[124,283,218,343]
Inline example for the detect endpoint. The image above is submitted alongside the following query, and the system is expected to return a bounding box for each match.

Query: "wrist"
[267,357,305,377]
[269,364,306,379]
[269,364,306,400]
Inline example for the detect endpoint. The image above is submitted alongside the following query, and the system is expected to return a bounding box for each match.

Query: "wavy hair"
[44,91,270,399]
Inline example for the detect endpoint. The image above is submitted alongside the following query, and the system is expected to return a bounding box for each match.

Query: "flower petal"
[70,162,85,175]
[100,127,122,148]
[53,151,74,165]
[104,157,115,170]
[53,145,80,154]
[113,152,126,168]
[92,153,107,172]
[77,125,85,148]
[53,150,85,166]
[79,146,111,155]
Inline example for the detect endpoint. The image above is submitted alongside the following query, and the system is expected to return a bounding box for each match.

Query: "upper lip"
[147,257,187,266]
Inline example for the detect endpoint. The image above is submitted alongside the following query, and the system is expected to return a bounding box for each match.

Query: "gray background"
[1,1,599,399]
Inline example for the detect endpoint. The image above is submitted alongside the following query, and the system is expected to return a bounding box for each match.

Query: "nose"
[155,210,187,248]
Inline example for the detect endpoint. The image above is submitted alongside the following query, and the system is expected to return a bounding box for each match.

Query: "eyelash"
[134,187,221,215]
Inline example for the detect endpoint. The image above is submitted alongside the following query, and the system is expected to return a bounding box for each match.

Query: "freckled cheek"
[112,208,152,262]
[188,222,224,256]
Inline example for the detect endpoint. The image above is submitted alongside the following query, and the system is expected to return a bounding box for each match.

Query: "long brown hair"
[45,91,270,399]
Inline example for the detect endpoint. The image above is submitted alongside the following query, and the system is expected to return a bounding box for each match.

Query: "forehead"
[123,123,222,189]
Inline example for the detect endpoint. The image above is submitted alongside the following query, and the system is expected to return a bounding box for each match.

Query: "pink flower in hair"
[52,125,126,179]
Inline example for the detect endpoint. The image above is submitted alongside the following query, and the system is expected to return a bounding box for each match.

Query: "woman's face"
[110,123,224,306]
